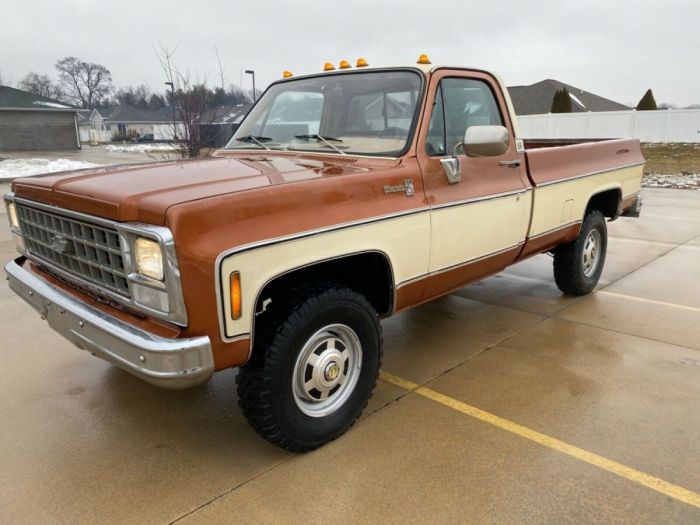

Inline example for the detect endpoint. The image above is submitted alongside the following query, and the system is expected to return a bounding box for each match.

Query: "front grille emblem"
[50,234,74,255]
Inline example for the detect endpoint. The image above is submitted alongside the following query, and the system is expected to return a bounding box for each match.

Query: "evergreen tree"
[551,87,573,113]
[636,89,658,110]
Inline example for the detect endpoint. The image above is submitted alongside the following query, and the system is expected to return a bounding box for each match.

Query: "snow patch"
[0,158,101,180]
[32,101,71,109]
[105,144,178,153]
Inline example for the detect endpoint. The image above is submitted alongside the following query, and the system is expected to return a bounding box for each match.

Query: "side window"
[426,78,504,156]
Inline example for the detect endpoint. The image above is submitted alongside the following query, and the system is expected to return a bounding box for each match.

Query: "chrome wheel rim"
[292,324,362,418]
[582,229,602,278]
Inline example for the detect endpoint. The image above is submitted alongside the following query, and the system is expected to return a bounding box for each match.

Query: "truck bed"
[521,137,645,248]
[524,137,645,187]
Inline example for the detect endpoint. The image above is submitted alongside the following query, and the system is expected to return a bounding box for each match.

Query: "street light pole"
[165,81,177,140]
[245,70,256,102]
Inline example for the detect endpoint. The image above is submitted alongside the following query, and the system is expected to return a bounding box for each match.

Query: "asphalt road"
[1,186,699,524]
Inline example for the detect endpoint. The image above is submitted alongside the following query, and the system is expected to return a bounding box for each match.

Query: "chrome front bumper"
[5,258,214,389]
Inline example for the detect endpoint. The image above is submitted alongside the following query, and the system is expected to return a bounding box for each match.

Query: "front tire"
[237,285,382,452]
[553,210,607,295]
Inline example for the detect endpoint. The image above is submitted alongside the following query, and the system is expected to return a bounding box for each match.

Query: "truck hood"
[11,153,391,225]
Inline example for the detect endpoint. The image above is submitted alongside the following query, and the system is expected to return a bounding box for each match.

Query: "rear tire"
[553,210,607,295]
[237,285,382,452]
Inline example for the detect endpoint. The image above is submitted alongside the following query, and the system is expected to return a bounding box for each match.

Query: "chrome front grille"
[16,203,130,296]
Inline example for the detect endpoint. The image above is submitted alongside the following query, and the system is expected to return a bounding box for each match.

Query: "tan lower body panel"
[219,211,432,339]
[428,191,532,272]
[529,165,643,237]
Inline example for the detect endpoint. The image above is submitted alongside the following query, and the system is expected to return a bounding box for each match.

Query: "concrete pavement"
[1,187,699,524]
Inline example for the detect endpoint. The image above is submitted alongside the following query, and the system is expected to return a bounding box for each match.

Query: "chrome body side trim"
[526,220,583,241]
[396,241,524,288]
[534,161,645,188]
[5,258,213,389]
[431,188,530,210]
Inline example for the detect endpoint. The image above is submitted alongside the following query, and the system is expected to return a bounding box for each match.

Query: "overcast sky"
[2,0,698,107]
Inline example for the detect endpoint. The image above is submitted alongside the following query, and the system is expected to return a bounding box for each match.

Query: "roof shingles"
[0,85,74,110]
[508,79,630,115]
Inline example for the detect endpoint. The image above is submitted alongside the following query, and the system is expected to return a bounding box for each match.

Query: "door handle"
[499,159,521,168]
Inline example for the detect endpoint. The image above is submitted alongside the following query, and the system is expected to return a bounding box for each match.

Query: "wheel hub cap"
[292,324,363,418]
[324,362,340,381]
[582,229,602,277]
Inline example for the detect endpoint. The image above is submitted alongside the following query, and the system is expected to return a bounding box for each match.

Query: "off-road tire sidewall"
[271,299,380,445]
[554,210,608,295]
[238,287,382,451]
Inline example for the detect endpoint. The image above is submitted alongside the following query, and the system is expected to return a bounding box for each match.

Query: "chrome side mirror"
[464,125,509,157]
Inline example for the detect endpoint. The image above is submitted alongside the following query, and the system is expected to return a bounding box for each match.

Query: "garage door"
[0,110,78,151]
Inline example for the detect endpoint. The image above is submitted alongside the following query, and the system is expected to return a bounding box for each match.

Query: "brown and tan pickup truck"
[4,57,644,450]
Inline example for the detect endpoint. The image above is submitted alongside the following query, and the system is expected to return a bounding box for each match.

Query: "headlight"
[6,201,19,229]
[134,237,164,281]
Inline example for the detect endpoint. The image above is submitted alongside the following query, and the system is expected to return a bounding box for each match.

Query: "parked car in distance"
[4,55,644,451]
[131,133,154,143]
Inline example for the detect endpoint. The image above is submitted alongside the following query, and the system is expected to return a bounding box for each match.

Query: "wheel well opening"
[586,189,621,219]
[255,252,394,317]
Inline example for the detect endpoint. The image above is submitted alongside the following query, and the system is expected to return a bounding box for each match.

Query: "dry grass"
[641,143,700,174]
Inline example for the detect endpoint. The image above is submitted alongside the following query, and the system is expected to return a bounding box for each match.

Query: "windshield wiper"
[294,134,346,155]
[235,135,272,150]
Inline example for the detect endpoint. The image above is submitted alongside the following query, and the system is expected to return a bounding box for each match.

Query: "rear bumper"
[5,258,214,389]
[621,195,643,218]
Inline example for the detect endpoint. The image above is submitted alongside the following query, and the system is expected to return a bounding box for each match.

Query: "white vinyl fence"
[154,123,186,141]
[517,109,700,143]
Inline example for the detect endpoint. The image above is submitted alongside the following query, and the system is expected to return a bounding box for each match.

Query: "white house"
[78,105,173,143]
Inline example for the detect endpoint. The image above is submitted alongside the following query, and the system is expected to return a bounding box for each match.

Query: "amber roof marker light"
[323,62,336,71]
[282,70,293,78]
[417,54,432,64]
[339,60,351,69]
[356,58,369,67]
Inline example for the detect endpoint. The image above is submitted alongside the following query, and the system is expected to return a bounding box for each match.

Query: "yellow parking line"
[380,371,700,509]
[597,290,700,313]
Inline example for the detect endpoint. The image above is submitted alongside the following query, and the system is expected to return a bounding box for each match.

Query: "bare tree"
[115,84,152,108]
[214,44,226,91]
[55,57,113,109]
[154,42,222,158]
[19,72,62,100]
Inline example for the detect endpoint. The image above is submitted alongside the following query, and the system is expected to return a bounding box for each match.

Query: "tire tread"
[237,284,382,452]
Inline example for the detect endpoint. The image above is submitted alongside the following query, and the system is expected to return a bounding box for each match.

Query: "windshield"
[225,70,423,157]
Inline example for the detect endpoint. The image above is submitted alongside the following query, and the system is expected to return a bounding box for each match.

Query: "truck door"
[416,70,532,300]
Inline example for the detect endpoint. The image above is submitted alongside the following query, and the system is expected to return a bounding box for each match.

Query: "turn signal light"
[230,271,242,320]
[356,57,369,67]
[339,60,351,69]
[417,54,431,64]
[282,70,293,78]
[323,62,335,71]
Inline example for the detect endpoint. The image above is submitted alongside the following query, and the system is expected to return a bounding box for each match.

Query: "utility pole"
[165,81,177,140]
[245,70,256,102]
